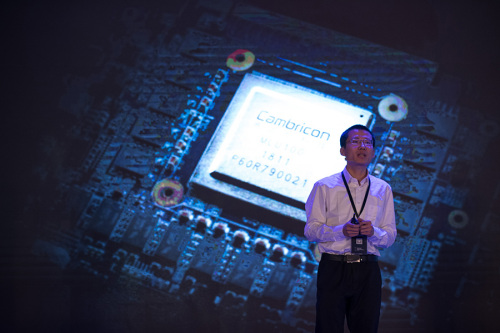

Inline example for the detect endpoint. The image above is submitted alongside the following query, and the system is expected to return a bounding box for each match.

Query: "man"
[304,124,397,333]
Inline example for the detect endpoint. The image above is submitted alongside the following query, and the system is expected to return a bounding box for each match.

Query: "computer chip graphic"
[190,72,374,221]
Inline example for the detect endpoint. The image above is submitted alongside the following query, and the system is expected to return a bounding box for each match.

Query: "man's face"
[340,129,375,167]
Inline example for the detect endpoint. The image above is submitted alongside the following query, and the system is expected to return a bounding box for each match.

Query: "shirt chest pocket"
[361,197,381,222]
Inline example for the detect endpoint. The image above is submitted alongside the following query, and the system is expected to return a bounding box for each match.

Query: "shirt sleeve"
[304,182,346,243]
[369,184,397,248]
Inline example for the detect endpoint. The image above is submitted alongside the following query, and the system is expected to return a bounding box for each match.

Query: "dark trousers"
[315,259,382,333]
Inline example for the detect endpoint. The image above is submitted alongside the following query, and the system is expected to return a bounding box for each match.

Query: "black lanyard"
[341,171,371,219]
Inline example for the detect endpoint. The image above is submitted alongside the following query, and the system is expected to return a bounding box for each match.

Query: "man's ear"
[340,147,345,156]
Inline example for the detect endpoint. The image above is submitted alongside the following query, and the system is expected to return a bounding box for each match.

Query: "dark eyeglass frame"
[347,139,373,147]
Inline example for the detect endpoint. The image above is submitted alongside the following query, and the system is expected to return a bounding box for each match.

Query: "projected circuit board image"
[191,72,374,220]
[10,1,500,333]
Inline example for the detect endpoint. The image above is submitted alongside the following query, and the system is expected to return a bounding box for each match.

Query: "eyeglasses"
[348,139,373,147]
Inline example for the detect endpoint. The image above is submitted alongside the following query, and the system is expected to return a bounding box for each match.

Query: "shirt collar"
[342,167,370,185]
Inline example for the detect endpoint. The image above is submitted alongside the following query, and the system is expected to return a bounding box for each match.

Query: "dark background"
[2,0,499,332]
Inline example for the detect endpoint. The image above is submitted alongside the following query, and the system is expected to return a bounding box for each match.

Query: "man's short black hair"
[340,124,375,148]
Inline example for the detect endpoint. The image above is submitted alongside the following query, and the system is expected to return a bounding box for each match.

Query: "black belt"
[321,253,378,263]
